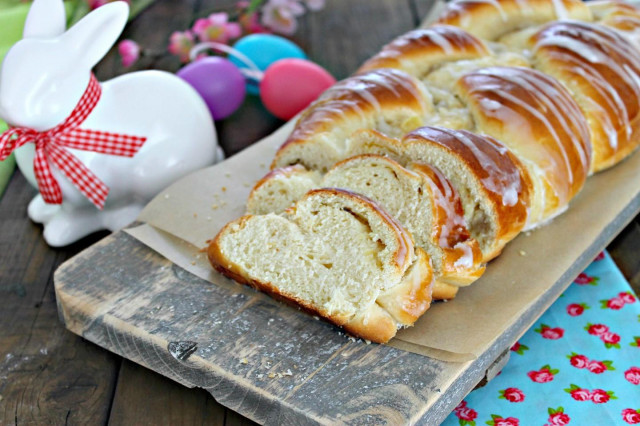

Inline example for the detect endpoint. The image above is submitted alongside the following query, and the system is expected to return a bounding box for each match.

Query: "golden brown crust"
[271,69,432,171]
[358,25,490,76]
[529,21,640,172]
[249,164,309,196]
[456,67,590,224]
[432,281,460,300]
[404,126,532,260]
[436,0,592,41]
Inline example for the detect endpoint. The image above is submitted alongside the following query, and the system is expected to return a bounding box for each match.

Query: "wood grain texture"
[0,174,118,425]
[55,231,496,425]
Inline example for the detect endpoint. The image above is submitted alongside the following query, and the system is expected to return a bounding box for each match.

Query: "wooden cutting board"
[53,188,638,425]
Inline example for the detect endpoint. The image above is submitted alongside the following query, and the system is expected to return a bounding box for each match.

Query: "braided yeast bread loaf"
[209,0,640,342]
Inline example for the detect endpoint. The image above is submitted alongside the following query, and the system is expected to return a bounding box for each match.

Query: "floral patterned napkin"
[443,251,640,426]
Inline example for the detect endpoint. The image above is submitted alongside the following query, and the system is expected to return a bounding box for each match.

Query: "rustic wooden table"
[1,0,639,424]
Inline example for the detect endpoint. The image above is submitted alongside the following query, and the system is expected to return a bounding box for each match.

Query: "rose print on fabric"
[566,303,589,316]
[485,414,519,426]
[527,365,558,383]
[632,336,640,348]
[535,324,564,339]
[564,385,617,403]
[624,366,640,385]
[510,341,528,355]
[453,400,478,426]
[622,408,640,424]
[498,388,524,403]
[566,353,614,373]
[574,273,598,285]
[601,292,636,310]
[545,407,570,426]
[600,296,625,310]
[594,251,605,261]
[584,323,621,348]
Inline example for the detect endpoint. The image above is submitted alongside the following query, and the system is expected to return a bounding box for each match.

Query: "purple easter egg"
[177,57,246,120]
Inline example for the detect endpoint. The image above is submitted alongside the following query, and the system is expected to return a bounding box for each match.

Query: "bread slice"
[347,127,532,262]
[209,188,434,343]
[247,154,486,299]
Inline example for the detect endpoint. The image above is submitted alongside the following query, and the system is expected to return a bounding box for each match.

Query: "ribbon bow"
[0,74,147,209]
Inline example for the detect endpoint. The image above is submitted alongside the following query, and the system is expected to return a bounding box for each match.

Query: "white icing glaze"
[453,242,474,268]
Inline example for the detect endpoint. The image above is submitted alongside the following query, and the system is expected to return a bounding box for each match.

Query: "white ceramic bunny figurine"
[0,0,222,246]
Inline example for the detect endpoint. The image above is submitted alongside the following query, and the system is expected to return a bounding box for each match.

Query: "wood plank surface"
[0,173,118,425]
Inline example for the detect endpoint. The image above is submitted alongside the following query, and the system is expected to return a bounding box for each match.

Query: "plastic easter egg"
[260,58,336,121]
[231,34,306,94]
[177,56,246,120]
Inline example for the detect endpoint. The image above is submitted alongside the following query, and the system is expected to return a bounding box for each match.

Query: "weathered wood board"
[54,180,639,425]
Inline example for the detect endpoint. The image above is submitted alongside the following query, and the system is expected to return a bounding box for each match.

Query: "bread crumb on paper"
[519,250,526,256]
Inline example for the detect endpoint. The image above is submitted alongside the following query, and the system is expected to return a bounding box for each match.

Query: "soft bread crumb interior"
[217,193,409,319]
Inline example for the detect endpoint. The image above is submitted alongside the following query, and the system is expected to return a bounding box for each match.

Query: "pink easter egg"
[260,58,336,120]
[177,57,246,120]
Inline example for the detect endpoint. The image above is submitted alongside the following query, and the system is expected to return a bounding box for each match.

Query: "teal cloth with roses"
[442,251,640,426]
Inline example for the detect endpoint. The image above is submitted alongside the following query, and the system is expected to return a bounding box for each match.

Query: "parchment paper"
[127,114,640,362]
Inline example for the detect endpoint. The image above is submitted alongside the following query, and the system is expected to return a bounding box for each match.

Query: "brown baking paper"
[127,117,640,362]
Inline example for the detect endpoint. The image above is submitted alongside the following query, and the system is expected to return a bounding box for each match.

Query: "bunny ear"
[61,1,129,69]
[23,0,67,39]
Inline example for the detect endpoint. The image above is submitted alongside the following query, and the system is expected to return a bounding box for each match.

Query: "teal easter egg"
[231,34,306,94]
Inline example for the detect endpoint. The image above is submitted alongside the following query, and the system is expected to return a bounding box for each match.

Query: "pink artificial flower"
[192,13,242,43]
[261,0,305,35]
[239,10,271,34]
[117,39,140,68]
[168,31,195,63]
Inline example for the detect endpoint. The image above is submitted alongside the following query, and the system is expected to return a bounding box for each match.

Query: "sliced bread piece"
[209,188,434,343]
[247,154,486,299]
[347,127,532,262]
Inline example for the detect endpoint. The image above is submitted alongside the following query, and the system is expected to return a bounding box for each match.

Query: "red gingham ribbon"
[0,74,146,209]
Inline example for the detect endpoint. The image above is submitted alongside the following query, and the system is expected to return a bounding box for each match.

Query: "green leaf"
[542,364,551,370]
[583,303,590,310]
[550,368,559,374]
[548,407,556,415]
[600,300,609,308]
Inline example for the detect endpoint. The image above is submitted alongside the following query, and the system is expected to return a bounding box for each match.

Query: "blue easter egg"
[231,34,306,94]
